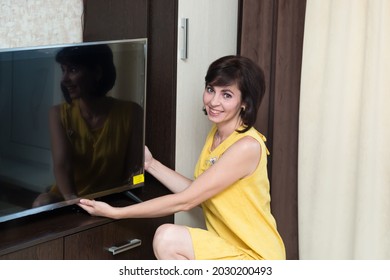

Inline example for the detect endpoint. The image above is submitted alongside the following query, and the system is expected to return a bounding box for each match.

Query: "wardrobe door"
[239,0,307,260]
[83,0,178,172]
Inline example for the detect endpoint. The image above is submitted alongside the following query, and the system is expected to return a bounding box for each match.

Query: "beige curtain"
[299,0,390,259]
[0,0,83,48]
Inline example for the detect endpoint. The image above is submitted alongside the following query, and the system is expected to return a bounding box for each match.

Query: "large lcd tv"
[0,39,147,223]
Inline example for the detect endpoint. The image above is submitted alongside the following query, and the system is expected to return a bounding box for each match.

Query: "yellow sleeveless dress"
[50,98,140,197]
[188,125,286,260]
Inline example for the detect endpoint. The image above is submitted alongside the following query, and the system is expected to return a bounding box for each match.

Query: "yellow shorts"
[187,227,259,260]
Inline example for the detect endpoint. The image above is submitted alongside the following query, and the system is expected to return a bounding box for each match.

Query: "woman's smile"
[207,107,223,117]
[203,84,243,126]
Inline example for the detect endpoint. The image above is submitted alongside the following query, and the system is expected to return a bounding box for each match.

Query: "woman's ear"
[241,102,247,112]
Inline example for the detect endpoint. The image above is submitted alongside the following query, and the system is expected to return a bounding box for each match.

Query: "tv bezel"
[0,38,148,223]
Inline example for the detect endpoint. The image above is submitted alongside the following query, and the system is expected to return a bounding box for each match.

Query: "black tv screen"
[0,39,147,223]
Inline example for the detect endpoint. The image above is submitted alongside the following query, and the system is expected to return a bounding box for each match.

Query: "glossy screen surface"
[0,39,147,223]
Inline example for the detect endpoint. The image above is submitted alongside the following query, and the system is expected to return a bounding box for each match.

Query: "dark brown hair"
[56,44,116,103]
[205,55,266,133]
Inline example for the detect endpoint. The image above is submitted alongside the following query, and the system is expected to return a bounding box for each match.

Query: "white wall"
[0,0,82,48]
[175,0,239,227]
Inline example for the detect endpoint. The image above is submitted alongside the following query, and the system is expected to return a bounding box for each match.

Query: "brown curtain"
[238,0,307,260]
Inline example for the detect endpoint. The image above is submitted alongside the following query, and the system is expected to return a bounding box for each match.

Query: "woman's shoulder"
[231,134,261,156]
[245,127,270,155]
[229,127,265,144]
[241,127,268,148]
[49,103,64,117]
[110,98,142,113]
[228,127,268,156]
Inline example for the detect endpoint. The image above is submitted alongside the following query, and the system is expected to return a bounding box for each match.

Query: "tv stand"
[0,182,173,259]
[123,190,143,203]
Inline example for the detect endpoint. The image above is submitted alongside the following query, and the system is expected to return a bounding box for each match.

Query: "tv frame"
[0,38,147,223]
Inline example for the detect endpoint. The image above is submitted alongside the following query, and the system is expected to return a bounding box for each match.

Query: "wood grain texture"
[239,0,307,260]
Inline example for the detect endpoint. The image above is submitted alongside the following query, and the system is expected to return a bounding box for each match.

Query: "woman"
[33,44,143,206]
[78,55,286,260]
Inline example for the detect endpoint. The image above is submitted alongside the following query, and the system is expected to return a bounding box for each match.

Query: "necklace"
[211,130,223,151]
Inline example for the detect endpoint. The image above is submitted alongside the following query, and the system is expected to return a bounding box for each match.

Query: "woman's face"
[60,63,99,100]
[203,82,243,127]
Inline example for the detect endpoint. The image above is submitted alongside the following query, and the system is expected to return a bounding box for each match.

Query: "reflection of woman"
[79,55,286,260]
[33,44,143,206]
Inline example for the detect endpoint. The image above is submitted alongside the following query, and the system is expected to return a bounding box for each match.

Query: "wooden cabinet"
[0,218,165,260]
[64,218,159,260]
[0,0,177,260]
[0,192,173,260]
[0,238,63,260]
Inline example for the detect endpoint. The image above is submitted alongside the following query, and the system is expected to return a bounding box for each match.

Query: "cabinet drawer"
[0,238,63,260]
[64,218,155,260]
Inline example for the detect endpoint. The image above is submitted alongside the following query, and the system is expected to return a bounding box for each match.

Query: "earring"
[202,106,208,115]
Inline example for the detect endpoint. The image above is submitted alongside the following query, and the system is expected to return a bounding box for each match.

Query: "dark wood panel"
[270,0,306,260]
[64,219,142,259]
[0,191,173,259]
[0,238,63,260]
[64,217,171,260]
[239,0,275,138]
[239,0,306,260]
[82,0,148,40]
[145,0,178,168]
[83,0,178,170]
[0,205,108,256]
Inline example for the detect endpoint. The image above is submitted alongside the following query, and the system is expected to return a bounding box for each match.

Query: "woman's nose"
[61,72,70,83]
[210,92,221,105]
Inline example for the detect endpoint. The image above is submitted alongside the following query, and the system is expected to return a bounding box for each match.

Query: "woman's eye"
[206,86,214,93]
[61,65,79,74]
[223,92,232,99]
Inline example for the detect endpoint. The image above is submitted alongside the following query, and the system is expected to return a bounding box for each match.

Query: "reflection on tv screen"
[0,39,147,223]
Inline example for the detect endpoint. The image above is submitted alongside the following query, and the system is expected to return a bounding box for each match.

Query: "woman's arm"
[78,136,261,219]
[144,145,193,194]
[123,103,191,194]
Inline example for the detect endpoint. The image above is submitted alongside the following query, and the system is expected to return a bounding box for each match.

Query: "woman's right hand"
[78,199,118,219]
[144,146,153,171]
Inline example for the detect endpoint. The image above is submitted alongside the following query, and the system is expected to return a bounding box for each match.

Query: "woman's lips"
[65,86,77,94]
[208,107,223,117]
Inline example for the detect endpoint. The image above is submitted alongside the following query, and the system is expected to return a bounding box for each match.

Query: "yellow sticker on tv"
[133,174,145,185]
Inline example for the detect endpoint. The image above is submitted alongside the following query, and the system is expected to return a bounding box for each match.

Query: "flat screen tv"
[0,38,147,223]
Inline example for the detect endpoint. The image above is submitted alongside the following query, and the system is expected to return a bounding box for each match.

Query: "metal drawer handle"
[108,238,142,255]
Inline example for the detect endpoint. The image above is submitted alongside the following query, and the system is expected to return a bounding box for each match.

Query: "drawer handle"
[108,238,142,255]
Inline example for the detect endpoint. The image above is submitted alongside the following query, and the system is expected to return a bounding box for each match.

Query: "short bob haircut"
[204,55,266,133]
[55,44,116,103]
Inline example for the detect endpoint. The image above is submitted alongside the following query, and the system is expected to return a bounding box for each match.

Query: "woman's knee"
[153,224,176,250]
[153,223,194,260]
